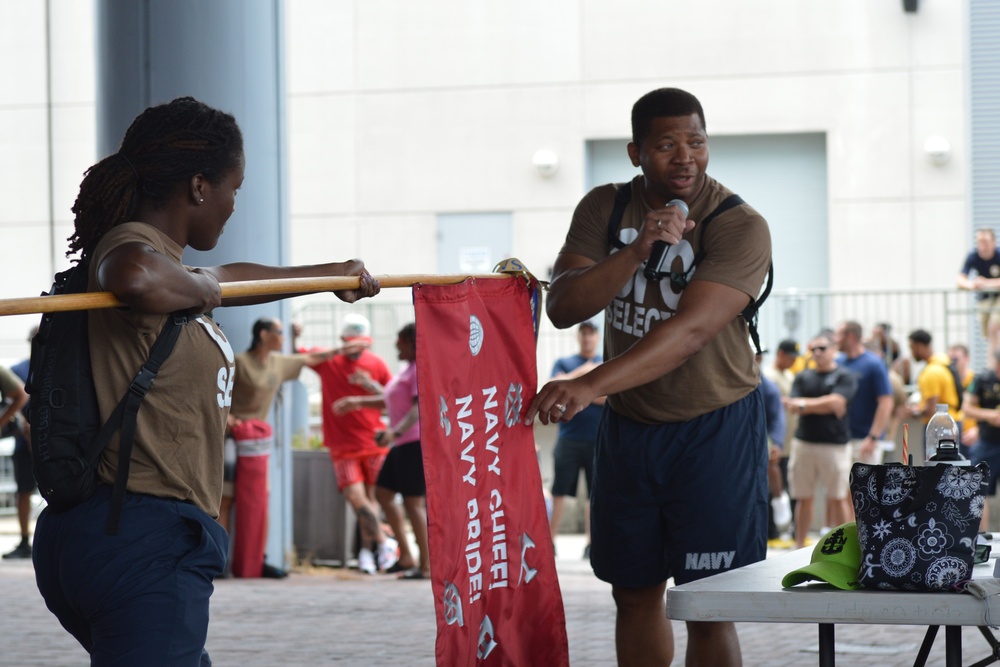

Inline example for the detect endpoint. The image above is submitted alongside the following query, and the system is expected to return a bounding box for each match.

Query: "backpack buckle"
[129,367,157,398]
[646,268,693,293]
[669,271,692,292]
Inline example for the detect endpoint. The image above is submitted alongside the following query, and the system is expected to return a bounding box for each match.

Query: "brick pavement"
[0,523,993,666]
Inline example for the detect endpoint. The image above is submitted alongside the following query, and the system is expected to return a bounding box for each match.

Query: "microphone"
[643,199,689,280]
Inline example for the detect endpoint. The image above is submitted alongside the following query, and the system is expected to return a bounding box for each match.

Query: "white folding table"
[666,546,1000,667]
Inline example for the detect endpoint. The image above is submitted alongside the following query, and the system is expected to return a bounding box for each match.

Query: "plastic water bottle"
[925,403,963,465]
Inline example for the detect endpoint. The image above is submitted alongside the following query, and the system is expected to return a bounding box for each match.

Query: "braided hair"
[68,97,244,260]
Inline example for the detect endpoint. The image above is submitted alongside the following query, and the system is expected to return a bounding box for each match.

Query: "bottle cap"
[930,439,965,462]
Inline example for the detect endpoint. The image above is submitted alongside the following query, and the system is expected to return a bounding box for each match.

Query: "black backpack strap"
[669,194,773,355]
[705,197,772,355]
[104,311,188,535]
[603,188,772,353]
[745,263,774,356]
[606,184,632,250]
[666,195,745,291]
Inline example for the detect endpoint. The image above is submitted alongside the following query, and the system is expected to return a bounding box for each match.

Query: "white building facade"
[0,0,981,359]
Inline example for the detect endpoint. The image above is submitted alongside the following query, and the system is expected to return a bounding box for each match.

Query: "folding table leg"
[818,623,835,667]
[913,626,938,667]
[967,625,1000,667]
[945,625,963,667]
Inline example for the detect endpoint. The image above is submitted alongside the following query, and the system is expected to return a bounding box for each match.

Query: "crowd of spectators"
[760,318,1000,545]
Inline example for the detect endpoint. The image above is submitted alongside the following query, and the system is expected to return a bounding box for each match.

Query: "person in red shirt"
[311,314,398,573]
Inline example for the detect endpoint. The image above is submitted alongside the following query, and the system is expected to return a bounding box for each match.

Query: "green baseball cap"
[781,522,862,590]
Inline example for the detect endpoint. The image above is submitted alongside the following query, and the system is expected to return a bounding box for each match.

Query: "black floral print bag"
[849,462,989,591]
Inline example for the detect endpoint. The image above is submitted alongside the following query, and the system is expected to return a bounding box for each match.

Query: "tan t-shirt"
[88,222,234,517]
[560,174,771,423]
[231,351,308,422]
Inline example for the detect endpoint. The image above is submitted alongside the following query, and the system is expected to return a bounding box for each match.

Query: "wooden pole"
[0,273,515,317]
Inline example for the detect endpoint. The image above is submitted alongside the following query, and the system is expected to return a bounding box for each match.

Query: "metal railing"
[756,287,987,366]
[290,286,993,392]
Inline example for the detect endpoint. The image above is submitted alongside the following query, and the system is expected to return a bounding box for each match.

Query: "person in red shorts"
[335,322,428,579]
[311,314,398,573]
[225,318,333,578]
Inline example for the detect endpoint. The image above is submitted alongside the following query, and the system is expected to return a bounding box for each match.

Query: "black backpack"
[606,185,774,354]
[26,260,186,534]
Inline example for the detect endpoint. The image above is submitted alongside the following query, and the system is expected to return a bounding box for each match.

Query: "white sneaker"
[771,492,792,532]
[377,537,400,571]
[358,548,377,575]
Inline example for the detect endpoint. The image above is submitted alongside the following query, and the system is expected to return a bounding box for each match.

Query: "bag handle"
[871,464,956,523]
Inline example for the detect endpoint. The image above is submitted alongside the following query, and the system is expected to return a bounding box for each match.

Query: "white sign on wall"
[459,247,492,272]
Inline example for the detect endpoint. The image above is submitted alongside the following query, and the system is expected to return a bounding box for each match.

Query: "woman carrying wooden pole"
[30,96,381,666]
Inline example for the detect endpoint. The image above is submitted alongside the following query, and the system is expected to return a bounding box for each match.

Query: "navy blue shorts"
[971,438,1000,494]
[33,485,229,666]
[376,440,426,497]
[590,388,768,588]
[551,437,595,497]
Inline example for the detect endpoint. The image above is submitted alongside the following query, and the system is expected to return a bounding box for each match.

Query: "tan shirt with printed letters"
[88,222,234,517]
[560,174,771,423]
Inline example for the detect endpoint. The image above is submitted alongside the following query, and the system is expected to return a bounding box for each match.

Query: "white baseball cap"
[340,314,372,341]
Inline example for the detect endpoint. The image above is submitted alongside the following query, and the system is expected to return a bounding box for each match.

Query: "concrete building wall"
[281,0,968,319]
[0,0,969,359]
[0,0,97,360]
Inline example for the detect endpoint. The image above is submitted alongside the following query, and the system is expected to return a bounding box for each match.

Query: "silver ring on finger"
[656,219,662,229]
[554,403,567,413]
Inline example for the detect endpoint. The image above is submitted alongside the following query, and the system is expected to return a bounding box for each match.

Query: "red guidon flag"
[415,278,569,667]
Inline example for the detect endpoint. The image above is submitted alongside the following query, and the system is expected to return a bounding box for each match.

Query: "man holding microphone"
[526,88,771,666]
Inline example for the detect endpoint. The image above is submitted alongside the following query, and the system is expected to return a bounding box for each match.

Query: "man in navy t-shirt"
[958,228,1000,362]
[549,320,605,558]
[835,321,893,465]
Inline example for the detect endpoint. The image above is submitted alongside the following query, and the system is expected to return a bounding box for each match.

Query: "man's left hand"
[524,377,597,425]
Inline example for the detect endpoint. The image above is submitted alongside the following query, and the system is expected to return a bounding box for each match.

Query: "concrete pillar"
[95,0,294,570]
